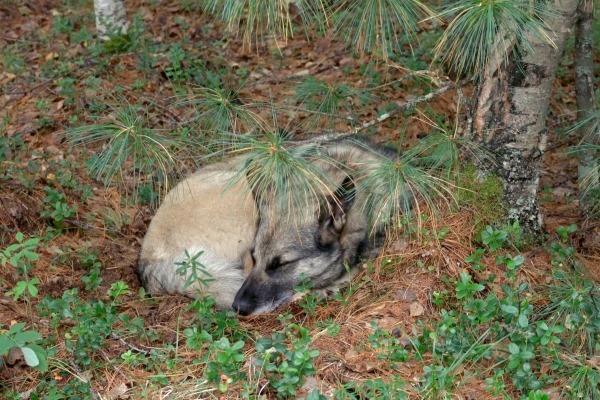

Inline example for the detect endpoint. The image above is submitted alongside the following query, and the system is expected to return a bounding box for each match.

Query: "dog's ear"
[318,176,356,245]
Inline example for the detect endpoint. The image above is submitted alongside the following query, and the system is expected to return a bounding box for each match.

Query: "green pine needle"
[201,0,326,45]
[433,0,555,78]
[215,131,339,221]
[295,77,371,129]
[331,0,435,59]
[67,104,195,203]
[173,71,268,136]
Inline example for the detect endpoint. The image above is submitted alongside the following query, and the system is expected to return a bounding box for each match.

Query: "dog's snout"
[232,296,253,316]
[232,279,256,316]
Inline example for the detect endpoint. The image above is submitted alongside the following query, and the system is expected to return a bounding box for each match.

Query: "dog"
[138,137,405,314]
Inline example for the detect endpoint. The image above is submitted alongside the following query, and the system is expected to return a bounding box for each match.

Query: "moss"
[457,164,504,232]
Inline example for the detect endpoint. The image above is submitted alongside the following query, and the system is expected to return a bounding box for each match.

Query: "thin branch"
[300,79,468,144]
[111,333,151,355]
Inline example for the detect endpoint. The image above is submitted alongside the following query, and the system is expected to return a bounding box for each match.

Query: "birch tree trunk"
[94,0,128,40]
[575,1,598,215]
[471,0,580,233]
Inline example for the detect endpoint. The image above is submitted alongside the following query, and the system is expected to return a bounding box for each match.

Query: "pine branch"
[300,79,468,144]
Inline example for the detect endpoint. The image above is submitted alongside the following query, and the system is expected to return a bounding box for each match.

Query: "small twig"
[101,350,131,383]
[0,78,53,97]
[111,333,151,355]
[355,79,466,134]
[69,360,102,400]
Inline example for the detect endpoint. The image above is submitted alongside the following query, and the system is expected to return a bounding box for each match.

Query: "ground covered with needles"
[1,1,599,399]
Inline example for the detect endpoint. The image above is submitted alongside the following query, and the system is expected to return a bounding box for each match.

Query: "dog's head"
[232,177,363,315]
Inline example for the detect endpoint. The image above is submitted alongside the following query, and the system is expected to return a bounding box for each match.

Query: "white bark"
[471,0,580,233]
[94,0,128,40]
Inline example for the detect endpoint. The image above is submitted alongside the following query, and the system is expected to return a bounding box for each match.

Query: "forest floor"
[1,1,599,399]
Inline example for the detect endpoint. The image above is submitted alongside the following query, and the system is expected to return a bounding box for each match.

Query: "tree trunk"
[94,0,128,40]
[575,1,598,215]
[470,0,580,234]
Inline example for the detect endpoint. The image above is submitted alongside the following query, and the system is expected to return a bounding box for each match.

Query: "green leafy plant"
[78,251,104,291]
[56,77,77,106]
[455,271,485,300]
[0,323,47,371]
[40,186,77,229]
[368,322,409,367]
[1,44,27,75]
[188,296,248,342]
[496,253,525,280]
[165,43,192,84]
[521,389,549,400]
[333,376,407,399]
[293,274,322,314]
[204,337,246,392]
[175,250,215,291]
[255,324,320,398]
[0,232,40,275]
[481,225,508,251]
[5,278,40,301]
[465,248,485,272]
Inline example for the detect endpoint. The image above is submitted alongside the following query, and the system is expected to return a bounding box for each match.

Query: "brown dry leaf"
[300,377,319,394]
[388,238,408,253]
[342,348,379,373]
[387,303,406,318]
[395,288,417,302]
[409,302,425,317]
[0,73,16,84]
[108,382,130,399]
[378,317,401,330]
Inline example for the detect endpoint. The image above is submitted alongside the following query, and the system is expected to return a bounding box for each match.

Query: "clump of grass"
[536,268,600,355]
[356,139,457,234]
[457,164,504,231]
[201,0,324,46]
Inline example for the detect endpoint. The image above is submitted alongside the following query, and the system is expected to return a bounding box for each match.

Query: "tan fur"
[242,250,254,277]
[138,158,257,309]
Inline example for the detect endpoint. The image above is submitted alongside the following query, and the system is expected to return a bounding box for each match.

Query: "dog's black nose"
[232,297,253,316]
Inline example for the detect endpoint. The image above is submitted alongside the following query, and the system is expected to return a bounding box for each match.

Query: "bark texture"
[94,0,128,40]
[575,1,598,214]
[471,0,580,233]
